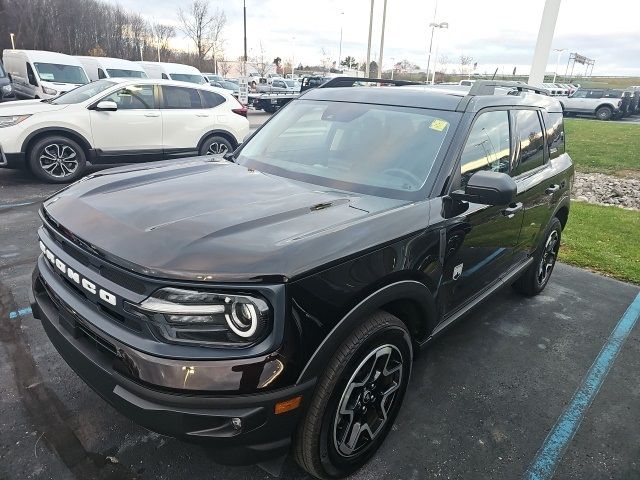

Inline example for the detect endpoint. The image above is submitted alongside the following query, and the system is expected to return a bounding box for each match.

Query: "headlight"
[129,287,271,346]
[1,84,12,94]
[0,115,31,128]
[42,86,57,95]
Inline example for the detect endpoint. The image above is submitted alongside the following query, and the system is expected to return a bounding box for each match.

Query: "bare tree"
[249,42,271,77]
[152,23,175,62]
[178,0,226,70]
[459,54,474,75]
[218,56,232,77]
[438,54,450,74]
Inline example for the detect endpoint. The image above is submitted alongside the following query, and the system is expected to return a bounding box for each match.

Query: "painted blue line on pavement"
[8,307,32,319]
[0,201,35,210]
[523,291,640,480]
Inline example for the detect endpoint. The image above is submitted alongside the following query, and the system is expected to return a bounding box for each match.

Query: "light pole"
[365,0,374,77]
[378,0,388,79]
[291,36,296,77]
[338,11,344,71]
[428,22,448,84]
[10,33,15,50]
[390,57,395,80]
[552,48,566,83]
[425,0,438,82]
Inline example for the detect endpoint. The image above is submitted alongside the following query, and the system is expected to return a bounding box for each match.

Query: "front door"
[442,109,524,316]
[89,83,163,162]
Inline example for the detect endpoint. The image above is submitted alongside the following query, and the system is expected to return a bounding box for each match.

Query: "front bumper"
[30,261,315,464]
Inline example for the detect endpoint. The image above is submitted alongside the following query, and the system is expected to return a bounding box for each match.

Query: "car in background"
[202,73,223,84]
[3,50,89,99]
[0,78,248,182]
[211,79,240,95]
[284,78,301,92]
[77,56,148,81]
[0,60,16,102]
[256,77,294,93]
[300,76,332,92]
[138,62,206,85]
[542,83,568,96]
[560,88,624,120]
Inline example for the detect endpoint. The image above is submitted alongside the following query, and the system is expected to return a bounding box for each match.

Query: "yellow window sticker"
[429,119,449,132]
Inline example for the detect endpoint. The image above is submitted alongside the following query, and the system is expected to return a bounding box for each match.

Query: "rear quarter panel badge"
[453,263,464,281]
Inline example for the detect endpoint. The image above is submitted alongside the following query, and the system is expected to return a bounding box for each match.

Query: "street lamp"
[291,36,296,77]
[428,22,448,84]
[338,11,344,71]
[552,48,567,83]
[9,33,15,50]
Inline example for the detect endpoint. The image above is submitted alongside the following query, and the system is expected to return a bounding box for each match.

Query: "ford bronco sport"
[30,79,573,479]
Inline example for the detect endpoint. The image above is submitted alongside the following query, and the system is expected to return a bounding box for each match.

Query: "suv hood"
[43,159,427,282]
[0,99,68,114]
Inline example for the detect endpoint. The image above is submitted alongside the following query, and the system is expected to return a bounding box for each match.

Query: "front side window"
[102,84,155,109]
[237,99,459,199]
[460,110,511,186]
[512,110,545,176]
[170,73,206,84]
[162,85,202,109]
[27,63,38,86]
[52,79,116,104]
[34,62,89,84]
[570,90,587,98]
[0,62,6,78]
[106,69,147,78]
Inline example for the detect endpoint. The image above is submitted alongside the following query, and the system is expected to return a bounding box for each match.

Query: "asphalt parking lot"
[1,109,639,480]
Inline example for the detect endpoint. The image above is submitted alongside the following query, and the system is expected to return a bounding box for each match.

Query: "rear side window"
[162,86,202,109]
[545,112,565,160]
[603,90,623,99]
[586,89,603,99]
[512,110,545,176]
[460,110,511,186]
[98,69,106,79]
[200,90,226,108]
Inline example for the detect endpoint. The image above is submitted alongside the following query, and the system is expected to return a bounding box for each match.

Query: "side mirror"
[451,171,516,206]
[95,100,118,112]
[7,72,12,82]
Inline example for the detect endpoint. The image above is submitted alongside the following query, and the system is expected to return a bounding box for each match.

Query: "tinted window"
[161,73,169,80]
[571,90,587,98]
[586,89,603,99]
[513,110,545,176]
[162,86,202,109]
[34,62,88,84]
[460,110,510,185]
[237,99,459,200]
[102,84,155,109]
[200,90,226,108]
[603,90,623,99]
[545,112,565,159]
[98,69,106,79]
[106,69,147,78]
[27,63,38,86]
[170,73,206,84]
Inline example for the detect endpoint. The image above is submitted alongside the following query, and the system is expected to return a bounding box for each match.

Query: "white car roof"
[137,61,202,75]
[77,56,145,71]
[5,49,84,67]
[102,78,235,97]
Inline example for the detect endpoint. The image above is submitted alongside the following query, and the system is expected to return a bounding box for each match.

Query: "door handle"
[545,184,560,194]
[144,112,160,117]
[502,202,523,218]
[196,113,210,117]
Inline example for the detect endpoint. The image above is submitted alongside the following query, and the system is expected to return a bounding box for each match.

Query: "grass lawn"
[564,119,640,175]
[559,202,640,285]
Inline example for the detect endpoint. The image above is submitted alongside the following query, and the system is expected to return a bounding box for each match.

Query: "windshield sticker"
[39,73,55,81]
[429,119,449,132]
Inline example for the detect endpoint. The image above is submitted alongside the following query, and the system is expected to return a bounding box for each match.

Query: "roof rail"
[467,80,549,96]
[318,76,422,89]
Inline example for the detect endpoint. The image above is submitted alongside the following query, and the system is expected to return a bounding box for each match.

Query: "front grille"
[76,321,118,357]
[99,265,146,295]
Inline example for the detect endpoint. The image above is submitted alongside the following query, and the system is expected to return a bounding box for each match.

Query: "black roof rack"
[467,80,549,96]
[318,76,423,89]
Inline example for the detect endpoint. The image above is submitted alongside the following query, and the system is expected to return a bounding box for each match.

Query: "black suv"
[30,79,573,479]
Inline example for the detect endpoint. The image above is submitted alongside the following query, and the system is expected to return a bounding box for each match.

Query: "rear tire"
[294,311,412,479]
[513,217,562,296]
[595,106,613,121]
[199,135,233,156]
[28,135,86,183]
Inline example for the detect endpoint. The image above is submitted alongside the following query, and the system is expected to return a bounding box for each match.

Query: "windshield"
[237,100,460,199]
[34,62,89,84]
[52,80,116,104]
[170,73,206,84]
[219,81,238,90]
[106,69,147,78]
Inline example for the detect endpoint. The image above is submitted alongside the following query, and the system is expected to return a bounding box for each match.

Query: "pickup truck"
[31,79,573,479]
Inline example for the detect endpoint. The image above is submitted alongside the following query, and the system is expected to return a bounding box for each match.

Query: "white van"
[76,56,148,82]
[137,62,206,85]
[2,50,89,99]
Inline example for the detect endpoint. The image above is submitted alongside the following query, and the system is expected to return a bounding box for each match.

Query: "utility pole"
[365,0,374,77]
[243,0,248,66]
[338,11,344,70]
[378,0,388,79]
[10,33,15,50]
[528,0,562,85]
[552,48,566,83]
[425,0,438,82]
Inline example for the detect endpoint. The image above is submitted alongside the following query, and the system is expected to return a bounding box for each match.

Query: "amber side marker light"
[274,396,302,415]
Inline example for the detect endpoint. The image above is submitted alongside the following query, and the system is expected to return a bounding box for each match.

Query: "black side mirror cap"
[451,170,517,206]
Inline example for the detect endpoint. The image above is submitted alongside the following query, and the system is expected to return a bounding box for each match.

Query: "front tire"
[595,106,613,121]
[513,217,562,296]
[295,311,412,479]
[28,135,86,183]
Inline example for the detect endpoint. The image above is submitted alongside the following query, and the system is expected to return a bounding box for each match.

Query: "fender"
[21,127,93,156]
[296,280,437,384]
[197,129,239,153]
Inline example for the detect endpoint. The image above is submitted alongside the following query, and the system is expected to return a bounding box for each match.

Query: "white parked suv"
[0,78,249,183]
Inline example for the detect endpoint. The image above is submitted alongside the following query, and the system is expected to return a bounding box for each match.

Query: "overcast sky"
[104,0,640,76]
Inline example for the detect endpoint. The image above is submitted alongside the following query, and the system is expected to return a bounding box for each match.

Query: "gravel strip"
[572,172,640,210]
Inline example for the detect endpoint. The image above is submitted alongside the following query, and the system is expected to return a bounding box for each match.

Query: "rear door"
[89,83,163,162]
[160,85,219,157]
[442,109,524,316]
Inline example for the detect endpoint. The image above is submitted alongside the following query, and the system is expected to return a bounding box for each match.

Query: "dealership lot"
[0,108,638,479]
